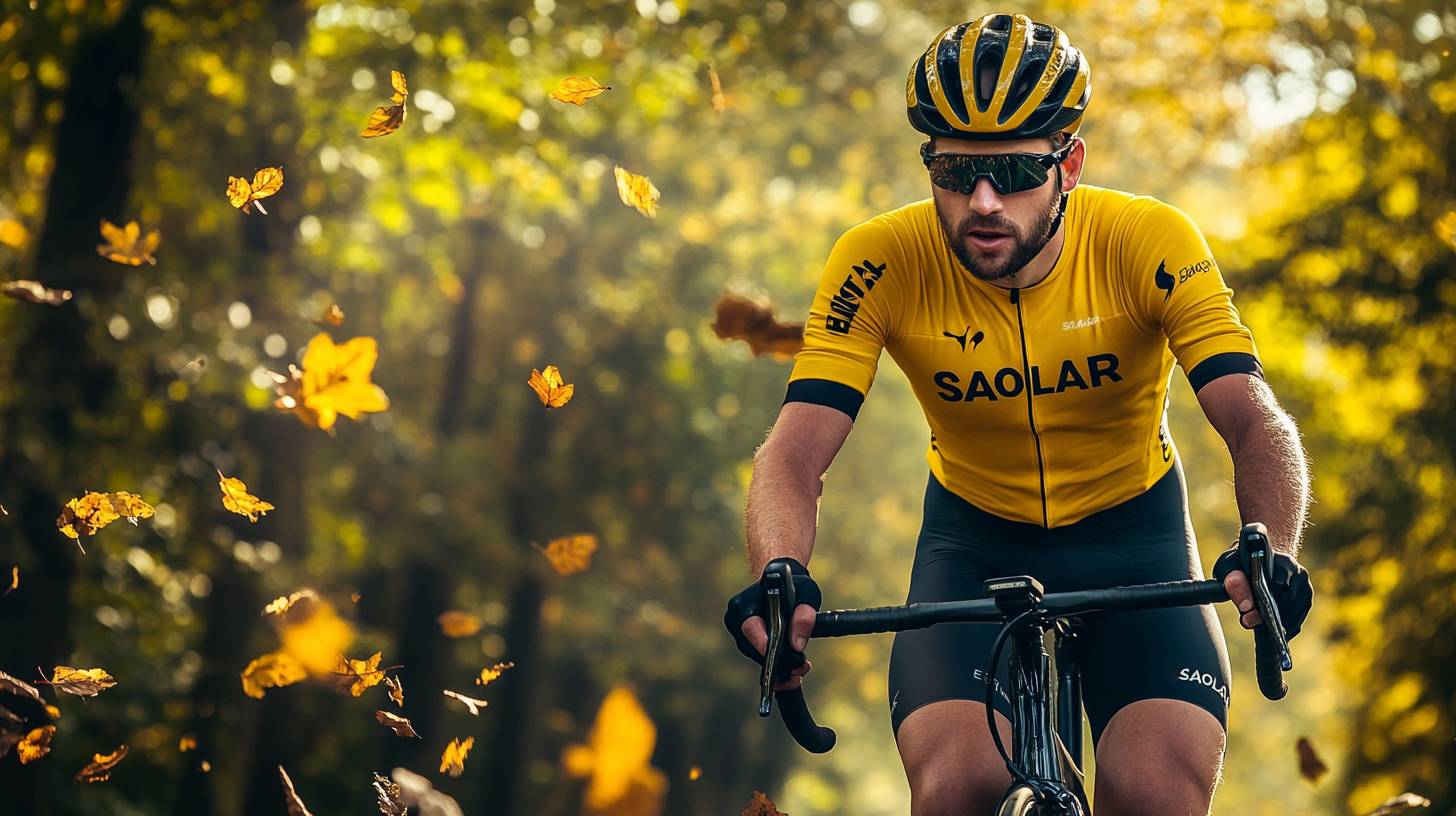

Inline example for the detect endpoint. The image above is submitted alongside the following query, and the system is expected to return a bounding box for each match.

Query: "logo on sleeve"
[825,258,887,335]
[1154,259,1175,302]
[942,325,984,351]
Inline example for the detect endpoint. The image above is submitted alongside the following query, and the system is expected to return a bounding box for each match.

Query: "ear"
[1060,138,1086,192]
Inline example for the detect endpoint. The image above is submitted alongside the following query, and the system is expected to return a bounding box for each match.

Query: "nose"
[966,178,1004,216]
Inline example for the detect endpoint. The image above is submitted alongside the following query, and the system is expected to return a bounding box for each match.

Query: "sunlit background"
[0,0,1452,814]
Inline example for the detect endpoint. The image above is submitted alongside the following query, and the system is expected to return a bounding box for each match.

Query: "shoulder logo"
[825,258,887,335]
[942,325,984,351]
[1154,259,1174,302]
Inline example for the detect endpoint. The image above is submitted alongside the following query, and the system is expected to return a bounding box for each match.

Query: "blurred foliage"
[0,0,1451,815]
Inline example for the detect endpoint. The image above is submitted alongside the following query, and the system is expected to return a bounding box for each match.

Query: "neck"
[986,222,1066,290]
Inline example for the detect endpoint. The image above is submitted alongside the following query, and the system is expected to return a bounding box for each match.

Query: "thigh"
[1094,699,1225,816]
[896,700,1014,816]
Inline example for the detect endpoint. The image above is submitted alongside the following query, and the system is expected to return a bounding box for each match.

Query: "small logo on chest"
[1062,315,1101,331]
[943,325,984,351]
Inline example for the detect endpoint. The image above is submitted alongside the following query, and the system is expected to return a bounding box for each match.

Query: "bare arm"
[1197,373,1310,626]
[744,401,854,576]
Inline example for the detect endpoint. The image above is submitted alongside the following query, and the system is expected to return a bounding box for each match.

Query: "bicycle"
[754,523,1295,815]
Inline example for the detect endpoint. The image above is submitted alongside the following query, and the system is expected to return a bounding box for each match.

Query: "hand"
[723,557,821,691]
[1212,544,1313,639]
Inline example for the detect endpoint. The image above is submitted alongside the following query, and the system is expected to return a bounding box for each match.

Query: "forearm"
[744,442,823,576]
[1226,393,1310,557]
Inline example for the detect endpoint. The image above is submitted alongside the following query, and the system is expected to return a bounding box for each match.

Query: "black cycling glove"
[1212,544,1313,640]
[723,557,822,665]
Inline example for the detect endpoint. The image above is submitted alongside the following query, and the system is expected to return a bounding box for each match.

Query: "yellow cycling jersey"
[786,184,1261,528]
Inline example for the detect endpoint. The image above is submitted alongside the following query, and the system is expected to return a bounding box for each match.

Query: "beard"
[935,188,1061,282]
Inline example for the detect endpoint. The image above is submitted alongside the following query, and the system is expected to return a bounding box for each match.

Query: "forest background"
[0,0,1452,814]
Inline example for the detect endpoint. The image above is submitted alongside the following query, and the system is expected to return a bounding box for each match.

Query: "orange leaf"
[475,661,515,688]
[240,651,307,699]
[549,75,612,106]
[75,744,128,783]
[362,70,408,137]
[528,365,575,408]
[534,533,598,576]
[227,166,284,215]
[437,610,482,638]
[179,735,197,752]
[96,219,160,265]
[18,725,55,764]
[2,280,72,306]
[328,652,384,697]
[742,791,788,816]
[613,166,660,218]
[313,304,345,327]
[55,491,155,551]
[439,736,474,777]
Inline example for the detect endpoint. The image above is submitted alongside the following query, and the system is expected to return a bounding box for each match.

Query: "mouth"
[964,229,1012,252]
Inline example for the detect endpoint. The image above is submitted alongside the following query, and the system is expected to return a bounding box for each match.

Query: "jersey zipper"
[1010,287,1050,528]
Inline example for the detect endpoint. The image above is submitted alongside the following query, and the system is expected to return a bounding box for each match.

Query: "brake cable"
[983,607,1041,787]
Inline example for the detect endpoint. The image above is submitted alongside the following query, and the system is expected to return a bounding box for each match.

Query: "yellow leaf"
[95,219,160,266]
[55,491,154,551]
[2,280,72,306]
[535,533,598,576]
[476,661,515,687]
[75,744,128,783]
[742,791,788,816]
[528,365,575,409]
[437,610,482,638]
[362,70,408,137]
[689,766,701,781]
[439,736,474,777]
[550,75,612,106]
[561,685,664,811]
[18,725,55,764]
[375,709,420,738]
[0,218,28,248]
[273,333,390,431]
[217,470,275,522]
[47,666,117,697]
[279,765,316,816]
[263,588,321,621]
[1436,211,1456,252]
[442,689,488,716]
[227,166,284,215]
[385,675,404,708]
[240,651,307,699]
[613,166,660,218]
[707,63,726,114]
[278,597,355,674]
[179,735,197,752]
[328,652,384,697]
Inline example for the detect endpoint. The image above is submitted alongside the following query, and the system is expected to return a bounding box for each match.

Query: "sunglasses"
[920,138,1076,196]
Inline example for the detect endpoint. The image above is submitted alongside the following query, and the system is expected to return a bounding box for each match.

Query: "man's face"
[929,136,1080,282]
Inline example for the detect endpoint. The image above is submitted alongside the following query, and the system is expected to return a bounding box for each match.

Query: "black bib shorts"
[887,464,1232,744]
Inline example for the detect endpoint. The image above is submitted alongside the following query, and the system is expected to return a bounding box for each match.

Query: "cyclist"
[725,14,1313,816]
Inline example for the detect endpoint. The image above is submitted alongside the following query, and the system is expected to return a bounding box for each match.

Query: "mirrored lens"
[922,148,1055,196]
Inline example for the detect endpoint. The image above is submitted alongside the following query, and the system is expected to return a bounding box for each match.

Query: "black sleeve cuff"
[783,378,865,421]
[1187,352,1264,392]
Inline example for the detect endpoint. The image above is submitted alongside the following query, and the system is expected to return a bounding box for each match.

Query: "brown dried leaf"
[441,689,488,716]
[18,725,55,764]
[439,736,473,777]
[436,610,482,638]
[1363,793,1432,815]
[0,706,27,761]
[391,767,463,816]
[0,670,43,706]
[47,666,117,698]
[314,304,345,327]
[385,675,404,708]
[328,652,384,697]
[708,63,726,114]
[375,710,420,739]
[373,771,408,816]
[2,280,72,306]
[1296,736,1327,784]
[742,790,788,816]
[279,765,316,816]
[75,744,128,783]
[711,294,805,358]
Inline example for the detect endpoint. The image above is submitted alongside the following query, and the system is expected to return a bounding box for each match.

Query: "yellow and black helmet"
[906,14,1091,141]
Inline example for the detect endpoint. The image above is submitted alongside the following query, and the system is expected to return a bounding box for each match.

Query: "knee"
[1096,759,1217,816]
[909,764,1007,816]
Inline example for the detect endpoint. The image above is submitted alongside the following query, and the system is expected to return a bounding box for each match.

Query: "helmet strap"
[1046,162,1069,238]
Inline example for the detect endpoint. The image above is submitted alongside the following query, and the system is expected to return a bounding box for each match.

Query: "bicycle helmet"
[906,13,1091,141]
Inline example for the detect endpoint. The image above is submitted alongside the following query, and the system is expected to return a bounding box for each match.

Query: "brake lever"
[1247,548,1293,671]
[758,564,795,717]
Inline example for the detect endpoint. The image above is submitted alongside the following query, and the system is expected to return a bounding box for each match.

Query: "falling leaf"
[0,669,45,706]
[0,219,28,248]
[329,652,384,697]
[45,666,117,698]
[534,533,598,576]
[279,597,355,675]
[5,565,16,596]
[392,767,464,816]
[1296,736,1328,784]
[263,588,321,621]
[75,744,128,783]
[240,651,308,699]
[180,356,207,377]
[0,706,25,761]
[613,165,660,218]
[689,766,701,780]
[351,592,362,604]
[227,166,285,215]
[441,689,488,716]
[1363,793,1432,815]
[44,704,59,719]
[439,736,474,777]
[179,735,197,752]
[384,675,405,707]
[218,470,275,522]
[561,685,667,812]
[96,219,160,266]
[362,70,409,137]
[527,365,574,409]
[201,759,212,772]
[437,611,482,638]
[375,710,420,739]
[0,503,7,514]
[742,791,788,816]
[373,771,408,816]
[475,662,514,688]
[271,333,390,431]
[549,75,612,106]
[313,304,345,327]
[1436,211,1456,252]
[711,294,805,358]
[279,765,316,816]
[56,491,155,552]
[18,725,55,764]
[707,63,726,114]
[2,280,72,306]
